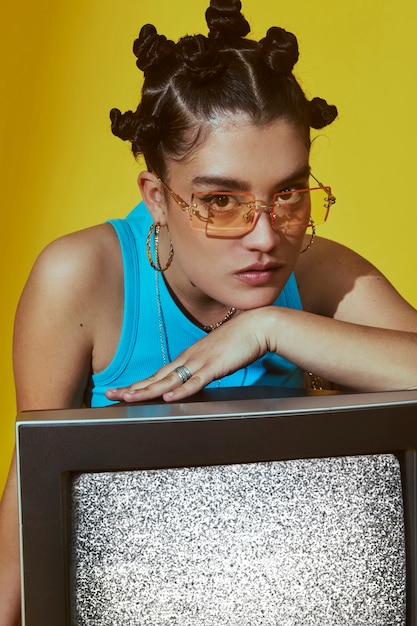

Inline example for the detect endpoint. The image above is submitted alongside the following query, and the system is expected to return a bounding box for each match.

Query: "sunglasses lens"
[309,188,333,225]
[190,193,255,237]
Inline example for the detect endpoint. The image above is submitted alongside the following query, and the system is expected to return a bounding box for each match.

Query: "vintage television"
[16,387,417,625]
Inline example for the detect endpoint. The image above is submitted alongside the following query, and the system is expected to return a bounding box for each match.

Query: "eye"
[195,193,241,212]
[274,188,304,205]
[276,189,296,202]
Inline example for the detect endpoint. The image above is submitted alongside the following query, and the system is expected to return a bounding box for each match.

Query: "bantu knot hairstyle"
[110,0,338,176]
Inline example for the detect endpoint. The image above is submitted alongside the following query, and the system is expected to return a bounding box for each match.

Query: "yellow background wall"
[1,0,417,494]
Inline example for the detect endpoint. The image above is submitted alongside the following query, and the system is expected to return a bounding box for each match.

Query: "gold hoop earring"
[146,223,174,272]
[300,218,316,254]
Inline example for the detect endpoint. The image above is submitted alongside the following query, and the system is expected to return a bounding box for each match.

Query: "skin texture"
[1,117,417,624]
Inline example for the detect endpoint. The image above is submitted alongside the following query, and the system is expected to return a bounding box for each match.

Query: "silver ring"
[174,365,192,384]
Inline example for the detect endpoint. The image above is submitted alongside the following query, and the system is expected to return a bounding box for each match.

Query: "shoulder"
[32,222,121,280]
[296,234,370,279]
[295,236,417,328]
[20,223,122,311]
[19,221,124,330]
[295,236,369,313]
[13,223,124,409]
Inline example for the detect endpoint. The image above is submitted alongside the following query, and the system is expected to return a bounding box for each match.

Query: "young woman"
[1,0,417,622]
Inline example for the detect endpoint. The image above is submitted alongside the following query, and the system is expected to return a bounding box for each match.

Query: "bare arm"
[0,456,21,626]
[106,238,417,402]
[0,224,122,625]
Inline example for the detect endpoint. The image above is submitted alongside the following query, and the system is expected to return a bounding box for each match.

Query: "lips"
[234,262,281,285]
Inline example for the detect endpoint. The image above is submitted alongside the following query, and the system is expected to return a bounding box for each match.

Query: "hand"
[105,309,270,403]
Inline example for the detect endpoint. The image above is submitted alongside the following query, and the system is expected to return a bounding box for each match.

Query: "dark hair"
[110,0,338,177]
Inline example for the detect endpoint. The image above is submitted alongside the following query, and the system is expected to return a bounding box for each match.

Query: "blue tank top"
[91,202,305,407]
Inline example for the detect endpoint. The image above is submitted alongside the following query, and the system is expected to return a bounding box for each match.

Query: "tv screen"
[16,387,417,625]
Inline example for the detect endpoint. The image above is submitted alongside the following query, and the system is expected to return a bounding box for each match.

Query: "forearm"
[263,306,417,392]
[0,568,20,626]
[0,453,21,626]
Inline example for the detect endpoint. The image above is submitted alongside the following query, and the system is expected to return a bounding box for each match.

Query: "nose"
[242,208,278,251]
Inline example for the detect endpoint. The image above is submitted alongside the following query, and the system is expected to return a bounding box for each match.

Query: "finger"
[105,366,175,400]
[162,371,207,401]
[113,366,197,402]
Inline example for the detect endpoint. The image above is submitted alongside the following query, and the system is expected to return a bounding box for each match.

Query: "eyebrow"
[191,165,311,191]
[191,175,251,191]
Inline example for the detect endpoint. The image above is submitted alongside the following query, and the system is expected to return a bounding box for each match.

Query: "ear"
[138,171,168,226]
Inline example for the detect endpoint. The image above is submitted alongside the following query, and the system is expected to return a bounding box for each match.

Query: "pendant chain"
[155,271,242,387]
[156,271,172,366]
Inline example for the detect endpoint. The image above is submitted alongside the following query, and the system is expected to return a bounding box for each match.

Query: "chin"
[232,290,281,312]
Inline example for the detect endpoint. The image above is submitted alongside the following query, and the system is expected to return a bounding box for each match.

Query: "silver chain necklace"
[155,270,172,367]
[155,272,245,388]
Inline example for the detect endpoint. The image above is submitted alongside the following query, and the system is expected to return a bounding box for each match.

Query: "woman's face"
[160,116,310,311]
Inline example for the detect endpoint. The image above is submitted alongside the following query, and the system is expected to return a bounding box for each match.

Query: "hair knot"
[133,24,175,72]
[309,97,338,129]
[260,27,299,75]
[110,108,162,156]
[176,35,223,82]
[109,108,137,142]
[206,0,250,40]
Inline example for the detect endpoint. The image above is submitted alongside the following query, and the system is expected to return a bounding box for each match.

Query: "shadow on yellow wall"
[1,0,417,493]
